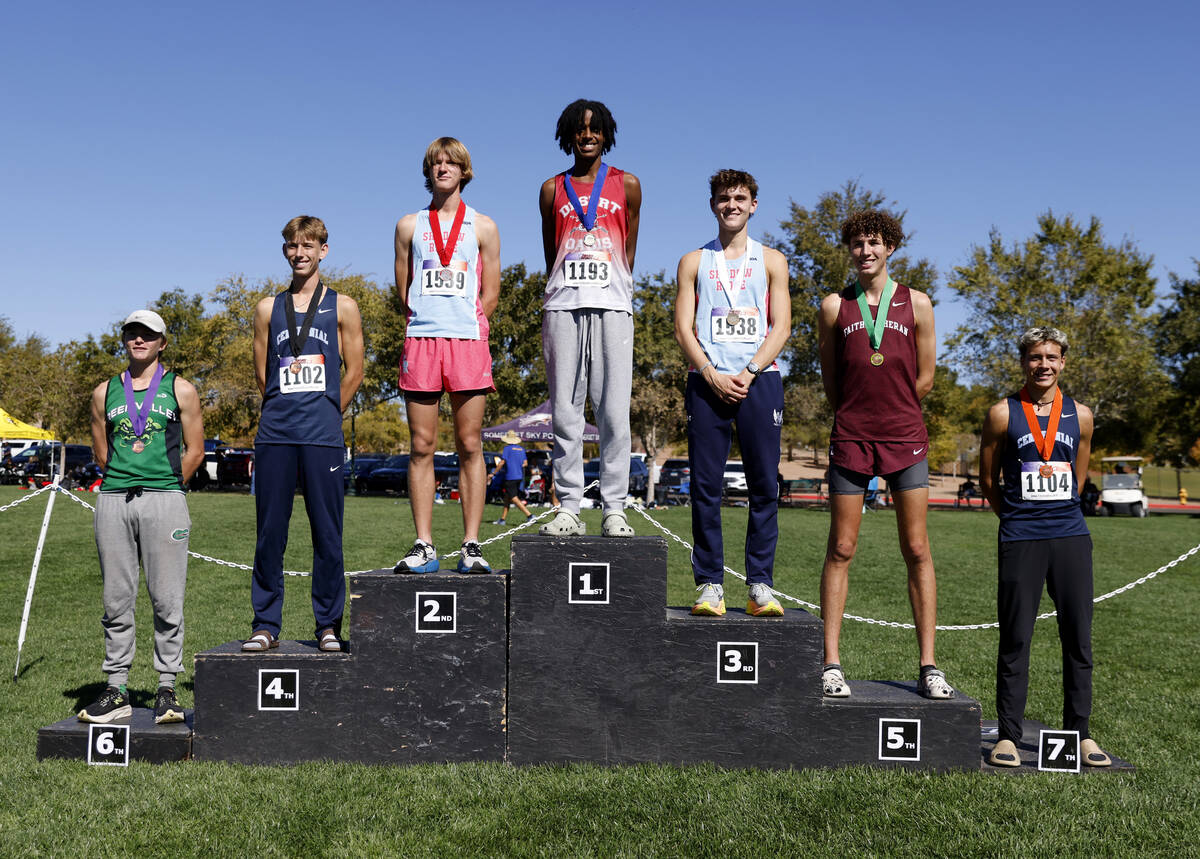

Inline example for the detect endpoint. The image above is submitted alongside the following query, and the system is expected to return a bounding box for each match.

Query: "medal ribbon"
[1019,386,1063,462]
[563,163,609,231]
[854,277,896,350]
[712,239,755,309]
[429,203,467,267]
[122,363,165,438]
[284,283,324,360]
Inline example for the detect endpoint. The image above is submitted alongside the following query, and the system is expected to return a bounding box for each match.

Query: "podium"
[40,534,986,770]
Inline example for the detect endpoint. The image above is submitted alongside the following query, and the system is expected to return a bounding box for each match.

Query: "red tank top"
[831,282,928,444]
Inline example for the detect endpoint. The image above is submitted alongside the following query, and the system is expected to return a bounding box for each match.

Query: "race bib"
[710,307,760,342]
[562,252,611,288]
[278,354,325,394]
[1020,461,1072,501]
[421,260,469,296]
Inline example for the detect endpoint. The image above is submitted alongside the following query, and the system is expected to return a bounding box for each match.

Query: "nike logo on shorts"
[912,447,925,456]
[329,464,341,472]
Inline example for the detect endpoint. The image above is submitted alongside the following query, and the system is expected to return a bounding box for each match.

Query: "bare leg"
[893,487,937,667]
[450,391,486,544]
[405,394,440,545]
[820,493,865,666]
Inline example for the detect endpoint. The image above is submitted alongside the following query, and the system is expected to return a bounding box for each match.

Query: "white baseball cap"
[122,309,167,336]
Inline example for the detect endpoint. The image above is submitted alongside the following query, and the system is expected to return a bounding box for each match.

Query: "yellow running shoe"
[691,583,725,616]
[746,583,784,617]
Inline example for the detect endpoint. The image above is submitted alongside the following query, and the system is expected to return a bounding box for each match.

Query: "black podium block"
[507,536,671,764]
[191,570,506,765]
[37,708,193,763]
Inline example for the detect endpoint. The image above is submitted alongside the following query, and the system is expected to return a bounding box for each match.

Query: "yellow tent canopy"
[0,408,54,440]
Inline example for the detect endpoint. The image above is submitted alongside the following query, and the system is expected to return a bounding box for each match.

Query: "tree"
[1154,261,1200,465]
[767,179,938,384]
[487,263,550,425]
[945,212,1166,451]
[631,272,688,478]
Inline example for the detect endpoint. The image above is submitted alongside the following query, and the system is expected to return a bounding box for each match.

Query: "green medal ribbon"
[854,277,896,350]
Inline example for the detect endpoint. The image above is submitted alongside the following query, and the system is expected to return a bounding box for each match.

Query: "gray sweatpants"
[94,491,191,687]
[543,309,633,516]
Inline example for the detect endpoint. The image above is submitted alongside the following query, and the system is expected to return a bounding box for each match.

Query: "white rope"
[627,503,1200,631]
[39,486,1200,625]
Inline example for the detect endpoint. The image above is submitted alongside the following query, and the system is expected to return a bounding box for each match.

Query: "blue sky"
[2,0,1196,353]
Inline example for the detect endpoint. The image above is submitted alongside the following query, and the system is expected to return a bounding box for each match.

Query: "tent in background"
[482,400,598,443]
[0,408,54,440]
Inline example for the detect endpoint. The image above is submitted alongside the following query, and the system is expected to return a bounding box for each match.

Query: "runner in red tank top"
[816,210,953,701]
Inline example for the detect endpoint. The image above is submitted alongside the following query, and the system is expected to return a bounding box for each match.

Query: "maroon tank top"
[831,282,928,444]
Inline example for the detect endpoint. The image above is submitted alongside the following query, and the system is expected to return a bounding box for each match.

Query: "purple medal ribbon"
[122,363,165,439]
[563,163,609,231]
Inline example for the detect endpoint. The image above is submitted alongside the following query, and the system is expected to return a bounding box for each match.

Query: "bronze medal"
[726,309,739,326]
[1039,464,1054,478]
[132,440,145,454]
[582,232,597,248]
[870,352,885,366]
[290,359,303,374]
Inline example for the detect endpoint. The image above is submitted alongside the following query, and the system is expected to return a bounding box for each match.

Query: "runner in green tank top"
[79,310,204,726]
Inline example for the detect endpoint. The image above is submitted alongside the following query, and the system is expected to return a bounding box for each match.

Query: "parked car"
[189,437,225,490]
[433,453,460,490]
[11,443,94,477]
[216,448,254,488]
[344,452,388,493]
[655,457,691,504]
[582,456,650,499]
[358,454,410,495]
[723,461,748,496]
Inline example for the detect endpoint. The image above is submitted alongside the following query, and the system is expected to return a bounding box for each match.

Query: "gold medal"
[132,440,145,453]
[870,352,884,366]
[582,232,597,248]
[1039,464,1054,478]
[290,359,303,374]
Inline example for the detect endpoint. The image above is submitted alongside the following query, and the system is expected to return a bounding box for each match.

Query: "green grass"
[1,486,1198,856]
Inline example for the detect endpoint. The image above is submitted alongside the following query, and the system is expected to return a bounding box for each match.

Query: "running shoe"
[78,686,132,724]
[456,541,491,574]
[154,686,185,724]
[394,540,438,574]
[746,583,784,617]
[691,583,725,617]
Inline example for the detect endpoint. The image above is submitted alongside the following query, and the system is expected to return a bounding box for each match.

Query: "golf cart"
[1099,456,1149,517]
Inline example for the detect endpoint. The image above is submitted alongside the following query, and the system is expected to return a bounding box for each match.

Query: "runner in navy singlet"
[816,210,953,700]
[243,215,364,655]
[979,326,1111,768]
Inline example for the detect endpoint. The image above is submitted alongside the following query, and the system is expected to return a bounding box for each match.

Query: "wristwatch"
[746,361,763,377]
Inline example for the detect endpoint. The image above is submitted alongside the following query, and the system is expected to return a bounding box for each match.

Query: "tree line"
[3,180,1197,471]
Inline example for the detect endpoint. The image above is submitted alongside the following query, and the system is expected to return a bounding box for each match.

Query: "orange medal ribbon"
[1019,386,1063,473]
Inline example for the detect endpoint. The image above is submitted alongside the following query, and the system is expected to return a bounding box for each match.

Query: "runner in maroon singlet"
[816,210,953,700]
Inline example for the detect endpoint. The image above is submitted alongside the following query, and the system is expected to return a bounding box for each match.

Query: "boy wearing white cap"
[79,309,205,725]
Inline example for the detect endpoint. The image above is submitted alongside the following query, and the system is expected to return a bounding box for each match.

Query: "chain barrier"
[0,484,54,513]
[627,503,1200,631]
[21,485,1200,625]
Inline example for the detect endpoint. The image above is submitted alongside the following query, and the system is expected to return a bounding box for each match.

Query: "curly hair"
[709,169,758,201]
[840,210,904,249]
[554,99,617,156]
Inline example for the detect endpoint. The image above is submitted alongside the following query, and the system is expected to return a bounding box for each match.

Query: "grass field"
[1,486,1198,856]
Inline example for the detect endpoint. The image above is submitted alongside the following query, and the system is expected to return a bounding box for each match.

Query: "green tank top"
[101,370,185,491]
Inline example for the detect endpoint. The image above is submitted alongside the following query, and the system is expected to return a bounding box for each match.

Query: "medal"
[131,440,145,454]
[436,268,454,286]
[122,364,164,448]
[726,310,739,326]
[582,232,597,248]
[283,283,324,371]
[290,359,303,374]
[563,163,609,232]
[1039,464,1054,478]
[429,203,467,268]
[711,237,759,336]
[854,277,897,360]
[1019,386,1064,469]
